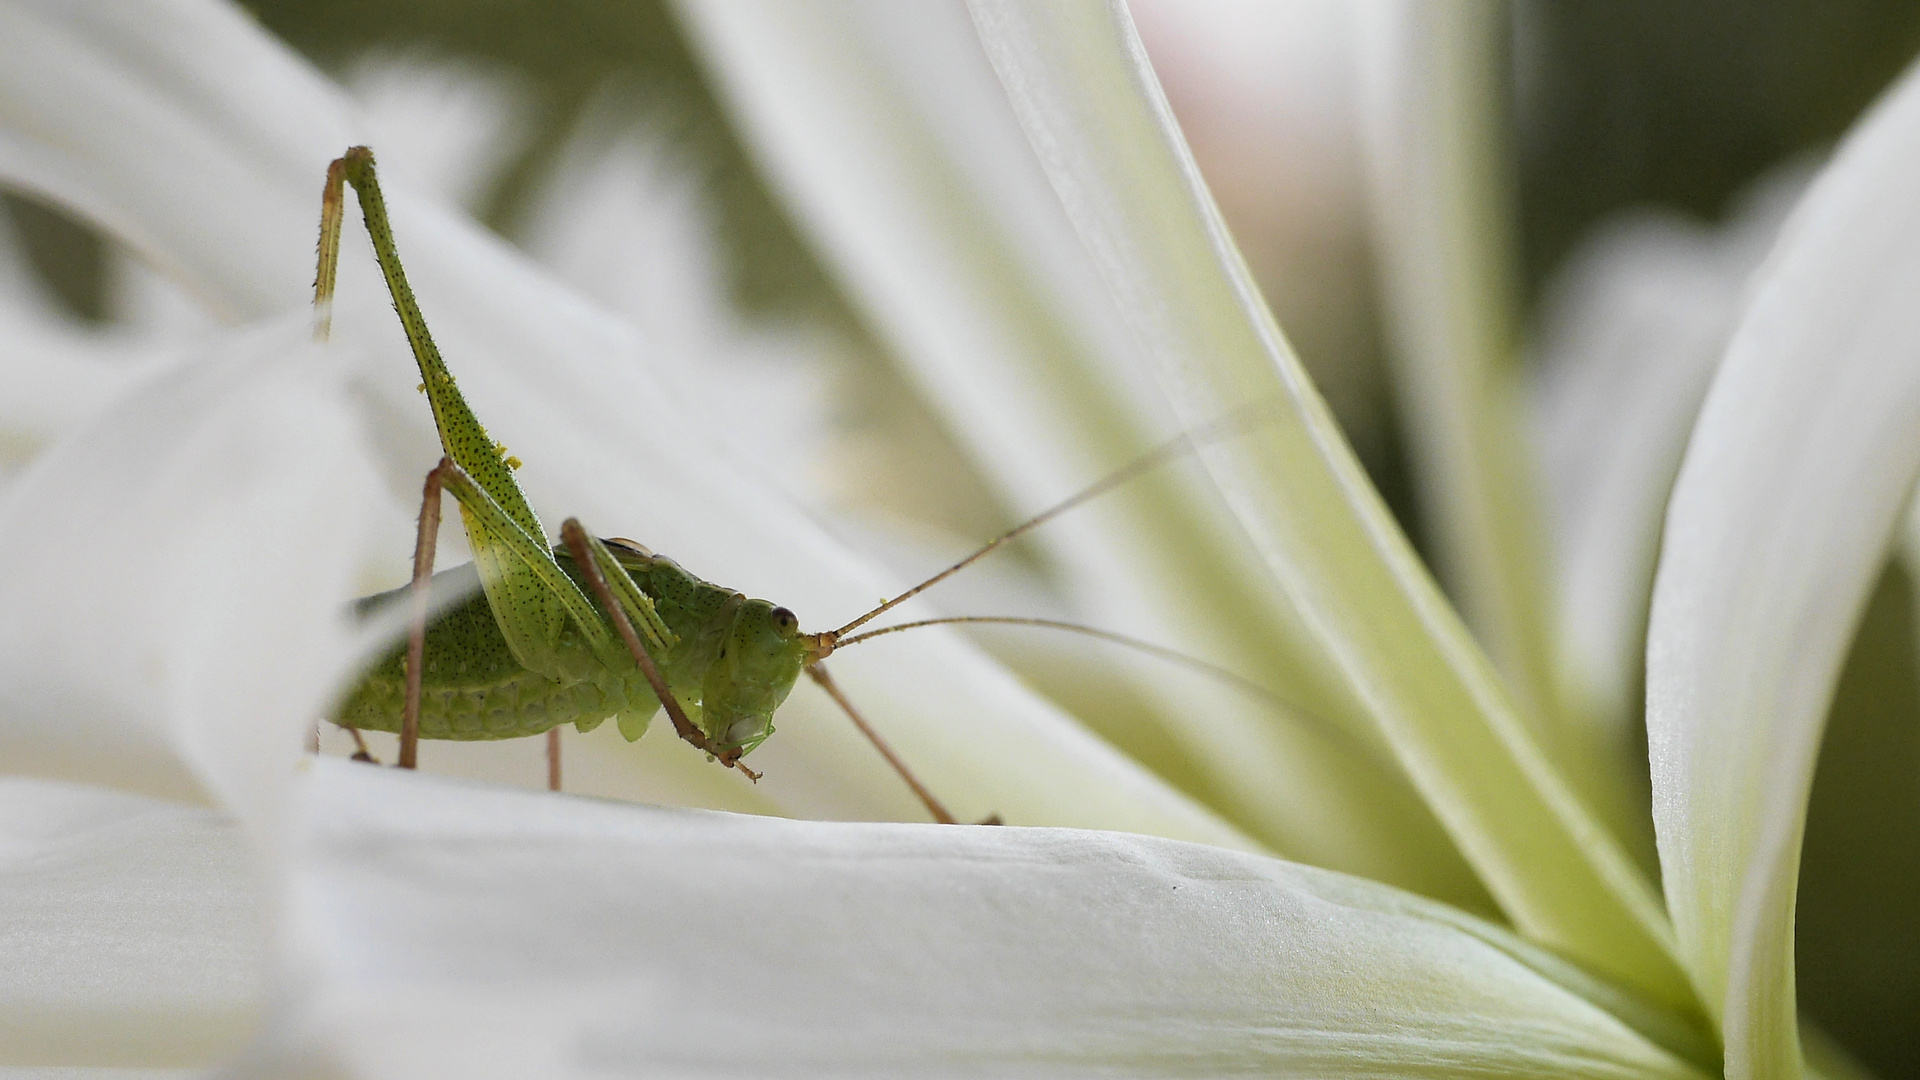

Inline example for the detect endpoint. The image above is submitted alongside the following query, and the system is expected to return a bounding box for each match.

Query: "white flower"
[0,0,1909,1076]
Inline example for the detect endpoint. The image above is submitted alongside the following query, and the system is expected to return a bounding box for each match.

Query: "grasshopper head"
[702,600,810,757]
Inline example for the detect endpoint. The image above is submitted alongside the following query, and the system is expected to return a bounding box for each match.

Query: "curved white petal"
[669,0,1486,903]
[0,0,1247,848]
[249,758,1710,1080]
[1352,0,1565,760]
[517,118,836,507]
[344,55,532,215]
[0,778,261,1067]
[965,0,1690,1007]
[1646,56,1920,1079]
[0,300,168,477]
[0,320,386,829]
[1532,170,1803,749]
[0,1,355,322]
[0,212,182,475]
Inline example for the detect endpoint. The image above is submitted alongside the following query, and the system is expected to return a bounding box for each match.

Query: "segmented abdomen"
[334,570,660,740]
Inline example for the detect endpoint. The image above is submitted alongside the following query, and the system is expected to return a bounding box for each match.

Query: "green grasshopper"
[313,145,975,820]
[314,146,1313,823]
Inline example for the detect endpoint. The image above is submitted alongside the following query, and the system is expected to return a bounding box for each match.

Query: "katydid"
[315,146,1320,824]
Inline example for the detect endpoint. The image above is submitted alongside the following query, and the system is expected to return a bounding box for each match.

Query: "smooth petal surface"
[0,221,170,473]
[966,0,1689,1007]
[0,1,354,322]
[250,758,1709,1080]
[0,0,1248,847]
[1647,57,1920,1080]
[673,0,1480,906]
[0,320,384,829]
[1351,0,1565,766]
[0,779,262,1067]
[1531,172,1801,746]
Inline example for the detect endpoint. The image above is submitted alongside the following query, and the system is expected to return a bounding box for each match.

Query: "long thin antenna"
[829,401,1280,641]
[837,615,1384,769]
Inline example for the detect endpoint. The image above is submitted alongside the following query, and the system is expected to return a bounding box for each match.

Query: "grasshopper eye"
[771,607,799,635]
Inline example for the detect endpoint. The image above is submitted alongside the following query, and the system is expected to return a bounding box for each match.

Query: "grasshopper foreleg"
[559,520,762,781]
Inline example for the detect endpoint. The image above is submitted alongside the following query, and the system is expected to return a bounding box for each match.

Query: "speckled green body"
[337,542,810,750]
[322,147,810,761]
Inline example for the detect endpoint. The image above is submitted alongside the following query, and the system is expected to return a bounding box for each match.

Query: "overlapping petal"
[1350,0,1563,756]
[0,320,384,829]
[247,758,1710,1079]
[1530,170,1802,754]
[964,0,1690,1009]
[0,1,353,322]
[0,0,1246,847]
[672,0,1481,907]
[1647,55,1920,1080]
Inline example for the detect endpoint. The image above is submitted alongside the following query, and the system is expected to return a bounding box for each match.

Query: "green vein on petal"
[1647,55,1920,1080]
[966,0,1694,1010]
[254,757,1712,1080]
[672,0,1487,908]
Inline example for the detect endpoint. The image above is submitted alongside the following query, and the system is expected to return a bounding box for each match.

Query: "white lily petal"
[0,1,355,322]
[104,246,224,342]
[0,778,260,1067]
[0,0,1248,847]
[672,0,1484,908]
[1531,168,1804,750]
[0,212,172,473]
[1351,0,1564,752]
[517,117,835,504]
[344,55,532,215]
[0,307,165,476]
[0,319,385,830]
[248,758,1709,1079]
[1646,56,1920,1078]
[966,0,1690,1006]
